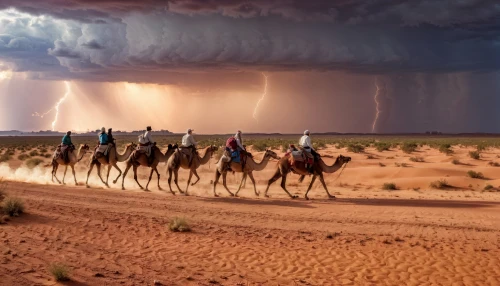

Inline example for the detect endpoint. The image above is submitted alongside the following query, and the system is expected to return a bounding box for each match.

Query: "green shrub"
[469,151,480,160]
[347,144,365,153]
[251,142,267,152]
[409,156,424,162]
[169,217,191,232]
[401,143,418,154]
[2,197,25,217]
[18,154,30,161]
[430,179,449,189]
[467,170,484,179]
[374,142,391,152]
[49,263,70,281]
[382,182,397,190]
[439,144,453,155]
[25,158,44,169]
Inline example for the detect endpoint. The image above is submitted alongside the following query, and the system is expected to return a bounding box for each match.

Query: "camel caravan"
[50,128,351,199]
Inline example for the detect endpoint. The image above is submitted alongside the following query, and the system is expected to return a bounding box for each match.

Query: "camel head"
[337,154,351,164]
[82,144,90,152]
[127,142,138,150]
[264,149,281,160]
[167,143,179,150]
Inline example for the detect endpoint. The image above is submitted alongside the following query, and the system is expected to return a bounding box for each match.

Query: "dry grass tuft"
[467,170,485,179]
[469,151,480,160]
[382,182,397,190]
[429,179,450,189]
[2,197,25,217]
[48,263,70,281]
[409,156,424,162]
[169,217,191,232]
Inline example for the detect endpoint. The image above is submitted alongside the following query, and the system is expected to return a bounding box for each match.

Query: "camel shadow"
[199,196,316,209]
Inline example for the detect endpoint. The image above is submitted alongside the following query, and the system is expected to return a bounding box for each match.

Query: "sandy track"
[1,181,500,285]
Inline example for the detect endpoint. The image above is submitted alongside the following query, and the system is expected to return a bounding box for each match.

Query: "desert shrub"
[251,142,268,152]
[488,161,500,167]
[347,144,365,153]
[40,148,48,154]
[17,154,30,161]
[386,156,395,159]
[0,153,11,163]
[395,162,408,167]
[2,197,25,217]
[25,158,44,169]
[430,179,449,189]
[379,162,385,167]
[469,151,480,160]
[169,217,191,232]
[484,184,494,191]
[467,170,484,179]
[409,156,424,162]
[452,159,461,165]
[313,141,326,150]
[401,143,418,154]
[374,142,391,152]
[6,149,15,156]
[476,144,487,152]
[366,154,376,159]
[382,182,397,190]
[439,144,453,155]
[43,153,52,158]
[49,263,70,281]
[29,150,39,157]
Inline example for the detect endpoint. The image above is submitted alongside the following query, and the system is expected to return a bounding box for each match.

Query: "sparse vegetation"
[347,144,365,153]
[409,156,424,162]
[401,143,418,154]
[49,263,70,281]
[2,197,25,217]
[467,170,485,179]
[379,162,385,167]
[29,150,39,157]
[439,144,453,155]
[382,182,397,190]
[169,217,191,232]
[452,159,461,165]
[17,154,30,161]
[430,179,450,189]
[374,142,391,152]
[488,161,500,167]
[469,151,480,160]
[483,184,494,191]
[366,154,376,159]
[25,158,44,169]
[395,162,409,167]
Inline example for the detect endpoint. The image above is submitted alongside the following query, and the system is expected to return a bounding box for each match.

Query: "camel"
[264,153,351,200]
[166,146,219,195]
[122,144,177,191]
[213,149,280,197]
[50,144,90,185]
[85,143,137,187]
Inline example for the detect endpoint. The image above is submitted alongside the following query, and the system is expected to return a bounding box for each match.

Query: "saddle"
[286,144,313,166]
[55,144,74,162]
[95,144,112,159]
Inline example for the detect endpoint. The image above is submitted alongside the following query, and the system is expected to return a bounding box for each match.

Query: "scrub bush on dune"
[48,263,70,281]
[2,197,25,217]
[169,217,191,232]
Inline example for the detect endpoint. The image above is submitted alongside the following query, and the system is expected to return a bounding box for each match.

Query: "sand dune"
[1,145,500,285]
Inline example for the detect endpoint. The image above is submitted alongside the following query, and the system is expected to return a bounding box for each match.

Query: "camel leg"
[86,162,95,187]
[173,169,184,194]
[112,164,122,184]
[71,165,78,185]
[121,163,132,190]
[62,166,68,185]
[185,171,193,196]
[105,165,112,186]
[167,168,176,195]
[304,175,318,200]
[318,173,335,199]
[145,168,154,191]
[133,165,144,189]
[235,173,247,197]
[222,172,234,196]
[190,169,200,186]
[213,170,222,197]
[298,175,306,183]
[279,173,298,199]
[265,169,294,198]
[96,164,107,186]
[52,163,61,184]
[247,172,259,197]
[155,168,162,191]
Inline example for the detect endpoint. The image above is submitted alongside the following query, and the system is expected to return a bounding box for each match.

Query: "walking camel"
[122,144,177,191]
[50,144,90,185]
[166,145,218,195]
[213,149,280,197]
[85,143,137,187]
[264,153,351,200]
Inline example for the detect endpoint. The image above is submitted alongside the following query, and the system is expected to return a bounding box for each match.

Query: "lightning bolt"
[253,72,268,120]
[33,81,71,131]
[371,78,381,133]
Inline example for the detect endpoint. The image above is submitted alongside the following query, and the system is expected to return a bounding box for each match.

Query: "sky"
[0,0,499,133]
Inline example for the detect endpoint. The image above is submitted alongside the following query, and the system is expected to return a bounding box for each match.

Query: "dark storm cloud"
[0,0,499,84]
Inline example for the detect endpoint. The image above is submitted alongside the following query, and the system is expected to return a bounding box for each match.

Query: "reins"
[331,161,349,183]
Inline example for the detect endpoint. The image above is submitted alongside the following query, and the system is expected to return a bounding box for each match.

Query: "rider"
[299,130,319,173]
[143,126,155,165]
[98,127,109,155]
[107,128,115,146]
[61,131,74,163]
[181,129,197,166]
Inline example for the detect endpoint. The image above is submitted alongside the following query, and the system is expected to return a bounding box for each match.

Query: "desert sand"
[1,144,500,285]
